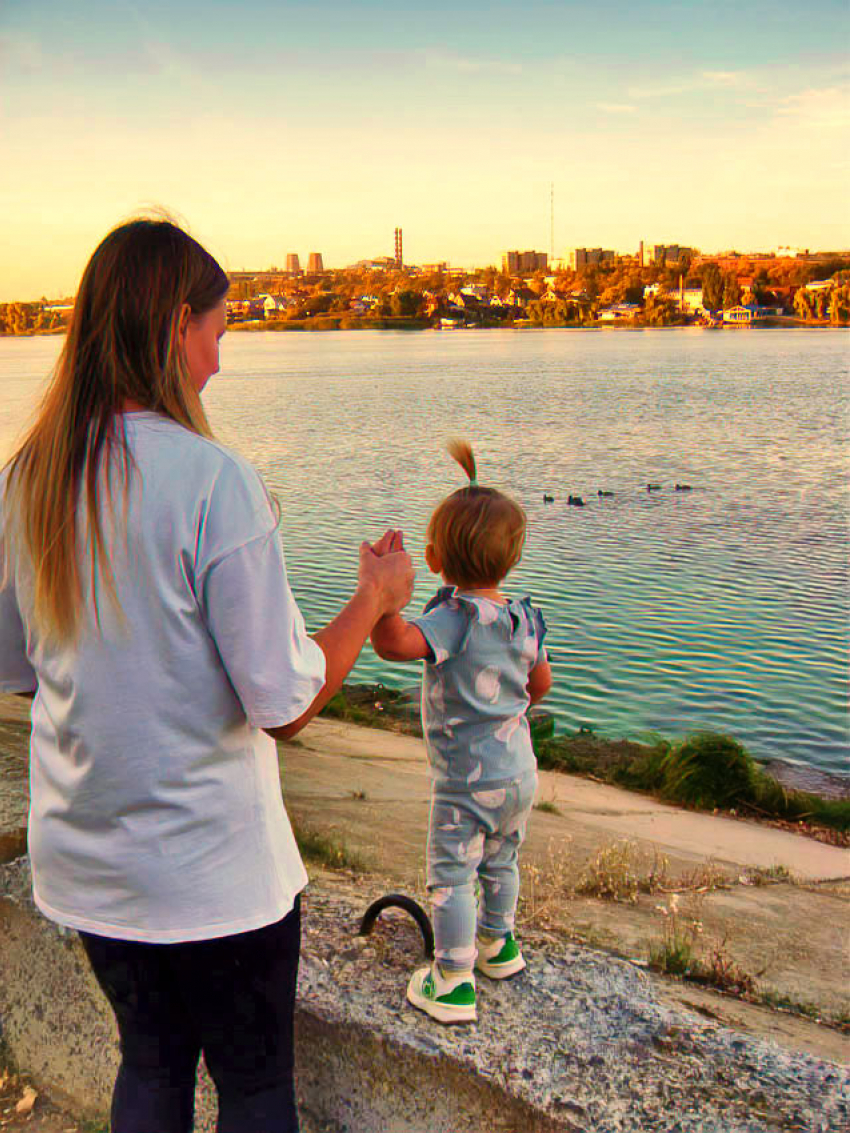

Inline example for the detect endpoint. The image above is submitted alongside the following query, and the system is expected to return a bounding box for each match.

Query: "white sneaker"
[406,963,477,1024]
[475,932,526,979]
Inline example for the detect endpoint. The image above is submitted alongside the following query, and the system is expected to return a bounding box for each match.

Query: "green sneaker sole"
[475,946,526,979]
[406,978,477,1024]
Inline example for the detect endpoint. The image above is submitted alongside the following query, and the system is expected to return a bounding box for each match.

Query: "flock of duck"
[543,484,694,508]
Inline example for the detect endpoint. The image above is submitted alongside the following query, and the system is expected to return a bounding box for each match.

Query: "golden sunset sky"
[2,0,848,300]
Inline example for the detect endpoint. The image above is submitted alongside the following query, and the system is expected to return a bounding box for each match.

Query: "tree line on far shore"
[3,254,850,335]
[221,251,850,329]
[0,302,67,336]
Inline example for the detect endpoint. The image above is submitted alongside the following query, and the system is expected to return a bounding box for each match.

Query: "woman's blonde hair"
[2,217,229,643]
[427,439,526,589]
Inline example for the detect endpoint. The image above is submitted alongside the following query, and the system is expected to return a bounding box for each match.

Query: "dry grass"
[518,839,575,928]
[739,863,796,887]
[575,839,672,902]
[518,838,737,929]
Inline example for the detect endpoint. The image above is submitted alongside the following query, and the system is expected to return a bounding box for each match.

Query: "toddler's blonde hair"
[427,439,526,589]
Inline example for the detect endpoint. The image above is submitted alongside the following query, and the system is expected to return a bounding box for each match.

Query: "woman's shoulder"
[124,416,277,543]
[126,415,266,496]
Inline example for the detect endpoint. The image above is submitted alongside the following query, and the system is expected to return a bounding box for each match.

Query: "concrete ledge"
[2,857,849,1132]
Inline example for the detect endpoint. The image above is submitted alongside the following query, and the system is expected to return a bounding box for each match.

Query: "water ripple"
[1,329,848,772]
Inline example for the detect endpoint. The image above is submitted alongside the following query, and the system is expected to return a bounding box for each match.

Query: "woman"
[0,218,413,1132]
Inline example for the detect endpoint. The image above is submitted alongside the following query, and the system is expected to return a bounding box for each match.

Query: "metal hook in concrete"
[359,893,434,959]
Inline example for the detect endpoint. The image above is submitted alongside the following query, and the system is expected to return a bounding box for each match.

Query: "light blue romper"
[411,587,547,972]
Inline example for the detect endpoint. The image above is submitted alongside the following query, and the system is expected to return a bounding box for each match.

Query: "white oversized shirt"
[0,412,326,941]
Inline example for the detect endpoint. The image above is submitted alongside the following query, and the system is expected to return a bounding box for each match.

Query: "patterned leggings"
[426,771,537,972]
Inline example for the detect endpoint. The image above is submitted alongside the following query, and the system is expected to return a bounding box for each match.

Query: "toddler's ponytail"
[447,438,477,487]
[429,439,526,588]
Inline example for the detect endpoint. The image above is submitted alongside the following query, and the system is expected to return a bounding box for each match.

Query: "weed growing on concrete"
[576,839,671,902]
[740,864,795,886]
[648,893,701,975]
[533,783,564,816]
[699,934,758,997]
[518,839,575,928]
[648,897,761,997]
[534,799,562,815]
[293,824,367,873]
[758,988,825,1023]
[660,733,758,810]
[675,859,731,892]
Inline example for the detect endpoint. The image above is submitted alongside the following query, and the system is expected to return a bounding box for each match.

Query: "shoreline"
[321,683,850,843]
[2,321,846,339]
[225,317,840,333]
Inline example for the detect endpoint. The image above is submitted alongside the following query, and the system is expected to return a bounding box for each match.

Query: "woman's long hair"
[2,218,229,643]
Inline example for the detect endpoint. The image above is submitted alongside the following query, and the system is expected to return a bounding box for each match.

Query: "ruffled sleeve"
[514,596,548,667]
[411,587,474,664]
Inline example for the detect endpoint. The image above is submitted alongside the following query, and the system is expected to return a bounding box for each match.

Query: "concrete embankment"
[2,694,849,1130]
[2,855,849,1132]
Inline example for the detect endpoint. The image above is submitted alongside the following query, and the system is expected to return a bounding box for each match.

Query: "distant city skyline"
[2,0,848,301]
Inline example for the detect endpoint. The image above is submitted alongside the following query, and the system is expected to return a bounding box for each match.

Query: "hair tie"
[469,477,478,487]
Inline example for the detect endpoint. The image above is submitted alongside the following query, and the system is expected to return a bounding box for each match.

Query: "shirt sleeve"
[410,601,469,665]
[0,541,37,694]
[530,602,549,666]
[199,528,326,728]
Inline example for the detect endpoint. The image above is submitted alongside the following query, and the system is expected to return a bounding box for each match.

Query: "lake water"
[1,328,848,774]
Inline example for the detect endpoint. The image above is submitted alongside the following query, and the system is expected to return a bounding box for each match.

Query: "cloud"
[596,102,638,114]
[628,70,754,99]
[775,85,850,131]
[701,70,750,87]
[424,51,523,76]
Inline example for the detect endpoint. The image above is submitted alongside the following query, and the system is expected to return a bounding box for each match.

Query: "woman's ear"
[177,303,192,341]
[424,542,441,575]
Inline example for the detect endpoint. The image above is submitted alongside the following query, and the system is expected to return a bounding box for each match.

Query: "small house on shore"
[723,304,783,323]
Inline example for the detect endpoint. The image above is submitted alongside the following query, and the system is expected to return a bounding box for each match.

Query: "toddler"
[371,440,552,1024]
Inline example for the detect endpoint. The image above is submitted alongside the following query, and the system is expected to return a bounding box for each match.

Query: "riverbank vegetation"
[320,684,850,839]
[226,250,850,329]
[5,254,850,335]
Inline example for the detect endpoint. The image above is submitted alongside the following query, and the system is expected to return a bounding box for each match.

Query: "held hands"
[370,528,405,556]
[359,529,413,617]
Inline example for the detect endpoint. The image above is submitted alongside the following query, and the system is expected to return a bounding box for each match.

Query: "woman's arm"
[527,659,553,705]
[264,540,414,742]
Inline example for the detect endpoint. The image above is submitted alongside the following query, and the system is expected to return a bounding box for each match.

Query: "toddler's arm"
[527,658,553,705]
[368,529,431,662]
[371,614,430,662]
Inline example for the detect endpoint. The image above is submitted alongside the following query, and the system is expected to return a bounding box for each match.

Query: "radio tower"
[394,227,403,268]
[550,182,555,266]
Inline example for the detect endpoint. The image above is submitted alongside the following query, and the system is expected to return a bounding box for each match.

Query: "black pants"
[79,897,301,1133]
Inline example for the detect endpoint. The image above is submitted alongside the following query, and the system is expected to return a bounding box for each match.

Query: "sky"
[1,0,849,300]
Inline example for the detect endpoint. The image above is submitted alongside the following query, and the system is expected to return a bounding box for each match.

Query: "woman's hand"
[358,536,413,617]
[370,528,405,557]
[264,534,413,741]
